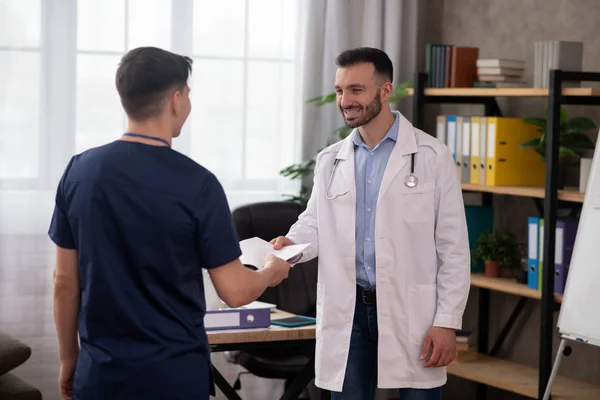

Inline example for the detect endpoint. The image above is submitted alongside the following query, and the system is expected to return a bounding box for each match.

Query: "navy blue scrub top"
[48,140,242,399]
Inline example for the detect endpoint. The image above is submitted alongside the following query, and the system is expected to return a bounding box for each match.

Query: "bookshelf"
[406,87,600,97]
[411,70,600,400]
[448,350,600,399]
[461,183,585,203]
[470,273,563,303]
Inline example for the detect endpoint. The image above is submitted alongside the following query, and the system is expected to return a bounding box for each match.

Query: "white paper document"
[239,237,309,268]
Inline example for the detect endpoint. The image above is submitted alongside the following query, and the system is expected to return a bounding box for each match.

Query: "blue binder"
[527,216,540,289]
[446,115,458,160]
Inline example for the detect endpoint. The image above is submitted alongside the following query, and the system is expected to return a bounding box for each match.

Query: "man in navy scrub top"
[48,46,292,400]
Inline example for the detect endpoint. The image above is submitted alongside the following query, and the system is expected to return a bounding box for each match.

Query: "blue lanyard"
[122,133,170,147]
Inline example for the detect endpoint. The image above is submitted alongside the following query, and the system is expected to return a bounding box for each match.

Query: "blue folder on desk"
[204,307,271,331]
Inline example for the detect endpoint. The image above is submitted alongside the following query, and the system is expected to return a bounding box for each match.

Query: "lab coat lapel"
[336,133,356,202]
[377,116,418,205]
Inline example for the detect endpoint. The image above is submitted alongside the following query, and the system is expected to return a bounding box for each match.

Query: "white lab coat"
[286,112,470,391]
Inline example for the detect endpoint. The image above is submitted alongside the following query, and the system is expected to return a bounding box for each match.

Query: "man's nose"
[340,94,354,108]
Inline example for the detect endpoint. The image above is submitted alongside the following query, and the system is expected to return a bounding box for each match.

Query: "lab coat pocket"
[408,284,438,345]
[396,181,435,222]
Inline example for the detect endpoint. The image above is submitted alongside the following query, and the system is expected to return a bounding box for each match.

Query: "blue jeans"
[330,291,442,400]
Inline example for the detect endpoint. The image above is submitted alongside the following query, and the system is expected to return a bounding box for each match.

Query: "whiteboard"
[557,130,600,347]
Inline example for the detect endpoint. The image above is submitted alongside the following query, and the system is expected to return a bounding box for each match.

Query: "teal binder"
[465,205,494,272]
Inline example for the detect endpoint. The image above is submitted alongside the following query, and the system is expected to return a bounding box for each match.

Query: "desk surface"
[207,310,316,345]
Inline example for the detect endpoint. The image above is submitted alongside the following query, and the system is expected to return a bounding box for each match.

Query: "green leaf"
[524,118,547,130]
[558,146,581,159]
[332,126,353,139]
[560,133,596,149]
[520,138,541,148]
[564,117,597,133]
[560,108,568,125]
[395,79,413,90]
[389,94,410,103]
[306,92,336,107]
[389,82,412,104]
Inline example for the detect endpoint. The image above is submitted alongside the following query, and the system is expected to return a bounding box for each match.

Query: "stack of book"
[425,43,479,88]
[474,59,527,87]
[456,330,475,358]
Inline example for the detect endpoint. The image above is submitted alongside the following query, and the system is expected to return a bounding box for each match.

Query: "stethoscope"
[325,152,418,200]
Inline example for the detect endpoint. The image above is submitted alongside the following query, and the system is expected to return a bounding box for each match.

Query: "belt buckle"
[362,288,375,305]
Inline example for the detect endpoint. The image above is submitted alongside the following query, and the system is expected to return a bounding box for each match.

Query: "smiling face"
[334,62,391,128]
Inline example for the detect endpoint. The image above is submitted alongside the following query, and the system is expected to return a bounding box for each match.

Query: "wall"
[418,0,600,399]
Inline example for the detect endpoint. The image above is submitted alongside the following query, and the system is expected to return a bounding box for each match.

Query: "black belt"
[357,285,376,305]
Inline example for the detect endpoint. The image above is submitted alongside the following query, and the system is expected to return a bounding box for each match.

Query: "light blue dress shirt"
[353,114,399,289]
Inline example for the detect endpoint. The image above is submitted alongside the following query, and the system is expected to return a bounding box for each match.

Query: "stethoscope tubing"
[326,152,418,199]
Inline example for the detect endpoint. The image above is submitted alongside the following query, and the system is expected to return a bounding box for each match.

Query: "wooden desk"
[208,310,316,345]
[208,310,319,400]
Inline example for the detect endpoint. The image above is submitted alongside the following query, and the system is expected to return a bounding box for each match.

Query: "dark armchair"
[228,201,318,394]
[0,331,42,400]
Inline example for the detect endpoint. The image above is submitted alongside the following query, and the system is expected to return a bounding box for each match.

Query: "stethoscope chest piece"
[404,173,418,188]
[404,152,418,188]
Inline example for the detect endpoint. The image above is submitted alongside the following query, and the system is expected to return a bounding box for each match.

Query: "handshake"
[260,236,296,287]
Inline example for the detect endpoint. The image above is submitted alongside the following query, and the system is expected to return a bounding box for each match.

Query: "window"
[190,0,298,194]
[75,0,173,153]
[0,0,41,179]
[1,0,301,209]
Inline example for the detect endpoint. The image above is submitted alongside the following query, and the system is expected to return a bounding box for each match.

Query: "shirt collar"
[352,111,399,149]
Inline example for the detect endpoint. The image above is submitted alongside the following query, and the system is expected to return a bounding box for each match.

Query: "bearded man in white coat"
[271,47,471,400]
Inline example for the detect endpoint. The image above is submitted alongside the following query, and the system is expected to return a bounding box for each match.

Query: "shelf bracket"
[533,198,544,216]
[490,297,528,356]
[484,98,502,117]
[564,202,582,217]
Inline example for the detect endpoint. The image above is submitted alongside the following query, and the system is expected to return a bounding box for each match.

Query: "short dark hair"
[335,47,393,83]
[115,47,193,121]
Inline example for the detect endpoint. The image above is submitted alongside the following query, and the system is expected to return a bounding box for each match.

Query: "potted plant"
[520,109,597,189]
[279,80,413,205]
[472,230,520,278]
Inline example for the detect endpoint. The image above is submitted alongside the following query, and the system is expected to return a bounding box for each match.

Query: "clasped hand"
[260,236,295,287]
[421,326,456,367]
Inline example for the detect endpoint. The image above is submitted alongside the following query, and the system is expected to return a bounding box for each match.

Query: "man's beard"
[340,91,382,128]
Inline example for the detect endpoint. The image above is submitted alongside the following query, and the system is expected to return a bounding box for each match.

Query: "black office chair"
[228,201,318,394]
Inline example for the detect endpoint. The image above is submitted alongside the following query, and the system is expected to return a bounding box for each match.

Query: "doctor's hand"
[270,236,293,250]
[261,254,291,287]
[421,327,456,368]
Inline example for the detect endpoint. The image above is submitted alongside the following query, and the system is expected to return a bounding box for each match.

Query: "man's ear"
[171,90,181,115]
[380,81,394,102]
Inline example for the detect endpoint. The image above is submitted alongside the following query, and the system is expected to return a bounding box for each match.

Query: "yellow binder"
[470,116,480,184]
[486,117,545,186]
[479,117,487,185]
[455,116,463,180]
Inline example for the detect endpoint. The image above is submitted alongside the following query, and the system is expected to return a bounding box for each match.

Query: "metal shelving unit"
[410,70,600,400]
